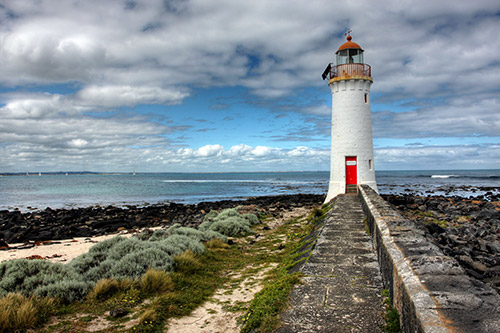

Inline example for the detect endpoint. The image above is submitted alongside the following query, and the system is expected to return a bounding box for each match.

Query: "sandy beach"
[0,229,151,264]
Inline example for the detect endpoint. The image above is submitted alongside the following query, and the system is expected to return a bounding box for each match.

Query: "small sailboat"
[38,172,42,177]
[133,170,136,176]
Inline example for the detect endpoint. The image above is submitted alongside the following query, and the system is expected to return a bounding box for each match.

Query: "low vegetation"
[0,204,332,332]
[0,293,55,332]
[405,210,470,229]
[380,289,401,333]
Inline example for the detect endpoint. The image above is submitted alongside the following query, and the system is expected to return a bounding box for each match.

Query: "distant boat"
[38,172,41,176]
[133,170,136,176]
[26,172,29,176]
[65,173,68,176]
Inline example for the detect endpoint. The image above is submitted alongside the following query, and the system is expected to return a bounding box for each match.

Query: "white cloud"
[196,144,224,157]
[77,85,189,107]
[68,139,88,148]
[1,94,79,119]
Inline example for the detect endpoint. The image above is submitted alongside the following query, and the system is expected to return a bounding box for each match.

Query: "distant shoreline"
[2,168,499,176]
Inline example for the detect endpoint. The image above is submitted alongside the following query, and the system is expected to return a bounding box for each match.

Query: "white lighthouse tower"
[322,33,377,202]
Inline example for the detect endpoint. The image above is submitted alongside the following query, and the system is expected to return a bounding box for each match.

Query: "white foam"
[431,175,458,179]
[161,180,268,183]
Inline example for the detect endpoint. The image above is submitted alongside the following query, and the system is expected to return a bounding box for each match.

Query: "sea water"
[0,170,499,211]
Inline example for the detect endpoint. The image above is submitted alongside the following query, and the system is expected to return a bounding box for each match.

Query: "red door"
[345,156,357,185]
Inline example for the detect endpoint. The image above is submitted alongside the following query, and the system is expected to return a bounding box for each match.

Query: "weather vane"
[345,29,352,36]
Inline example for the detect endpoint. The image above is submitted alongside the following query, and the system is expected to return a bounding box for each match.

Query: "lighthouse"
[322,33,377,202]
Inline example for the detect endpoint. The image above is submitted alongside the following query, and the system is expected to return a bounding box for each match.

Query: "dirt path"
[166,265,276,332]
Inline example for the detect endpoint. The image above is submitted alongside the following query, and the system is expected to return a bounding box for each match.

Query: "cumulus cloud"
[77,85,189,107]
[0,94,80,119]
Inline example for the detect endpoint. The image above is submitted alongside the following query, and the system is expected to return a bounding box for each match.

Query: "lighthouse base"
[325,181,378,203]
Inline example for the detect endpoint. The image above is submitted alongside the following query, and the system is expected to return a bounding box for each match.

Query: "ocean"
[1,170,499,211]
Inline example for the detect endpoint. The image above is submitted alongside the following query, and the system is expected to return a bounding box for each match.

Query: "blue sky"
[0,0,499,172]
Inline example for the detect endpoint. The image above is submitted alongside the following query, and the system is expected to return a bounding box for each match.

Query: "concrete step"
[345,184,358,194]
[277,195,384,332]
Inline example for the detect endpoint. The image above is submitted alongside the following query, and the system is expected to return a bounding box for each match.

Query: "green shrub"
[109,247,174,280]
[88,236,127,254]
[242,213,260,225]
[203,210,219,222]
[172,226,226,242]
[199,208,260,237]
[135,228,154,241]
[148,229,169,241]
[107,238,150,261]
[166,223,183,234]
[159,234,206,255]
[82,259,114,282]
[70,251,108,276]
[209,217,253,236]
[34,280,92,304]
[0,259,80,297]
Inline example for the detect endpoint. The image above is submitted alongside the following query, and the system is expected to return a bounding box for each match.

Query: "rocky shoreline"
[0,194,325,246]
[383,194,500,293]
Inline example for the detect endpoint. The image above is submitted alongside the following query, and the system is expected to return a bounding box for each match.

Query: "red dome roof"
[336,35,363,53]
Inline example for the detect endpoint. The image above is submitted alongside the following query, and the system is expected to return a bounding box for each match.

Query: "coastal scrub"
[0,207,259,331]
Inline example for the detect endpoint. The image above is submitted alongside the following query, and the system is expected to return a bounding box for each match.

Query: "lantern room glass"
[336,49,364,65]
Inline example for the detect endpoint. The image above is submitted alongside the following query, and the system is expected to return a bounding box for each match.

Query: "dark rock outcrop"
[383,194,500,293]
[0,194,324,245]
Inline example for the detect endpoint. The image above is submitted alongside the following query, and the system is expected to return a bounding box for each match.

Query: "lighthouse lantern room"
[323,32,378,202]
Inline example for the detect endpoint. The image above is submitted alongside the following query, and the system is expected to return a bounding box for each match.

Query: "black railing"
[323,63,371,80]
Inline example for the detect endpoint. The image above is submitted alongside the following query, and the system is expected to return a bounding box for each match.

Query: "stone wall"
[359,185,500,333]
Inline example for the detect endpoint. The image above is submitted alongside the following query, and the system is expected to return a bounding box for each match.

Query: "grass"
[380,289,401,333]
[140,269,174,294]
[240,269,302,332]
[87,278,120,301]
[0,293,55,331]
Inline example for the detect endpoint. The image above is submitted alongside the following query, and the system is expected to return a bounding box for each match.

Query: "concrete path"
[277,194,385,332]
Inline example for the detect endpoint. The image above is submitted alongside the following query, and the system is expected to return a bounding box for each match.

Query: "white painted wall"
[325,78,378,202]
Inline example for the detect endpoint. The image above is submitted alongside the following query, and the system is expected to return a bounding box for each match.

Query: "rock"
[424,223,445,235]
[384,193,500,293]
[470,261,489,274]
[109,308,128,318]
[486,242,500,254]
[0,239,9,249]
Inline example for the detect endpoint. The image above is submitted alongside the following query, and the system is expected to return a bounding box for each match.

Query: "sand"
[0,228,158,264]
